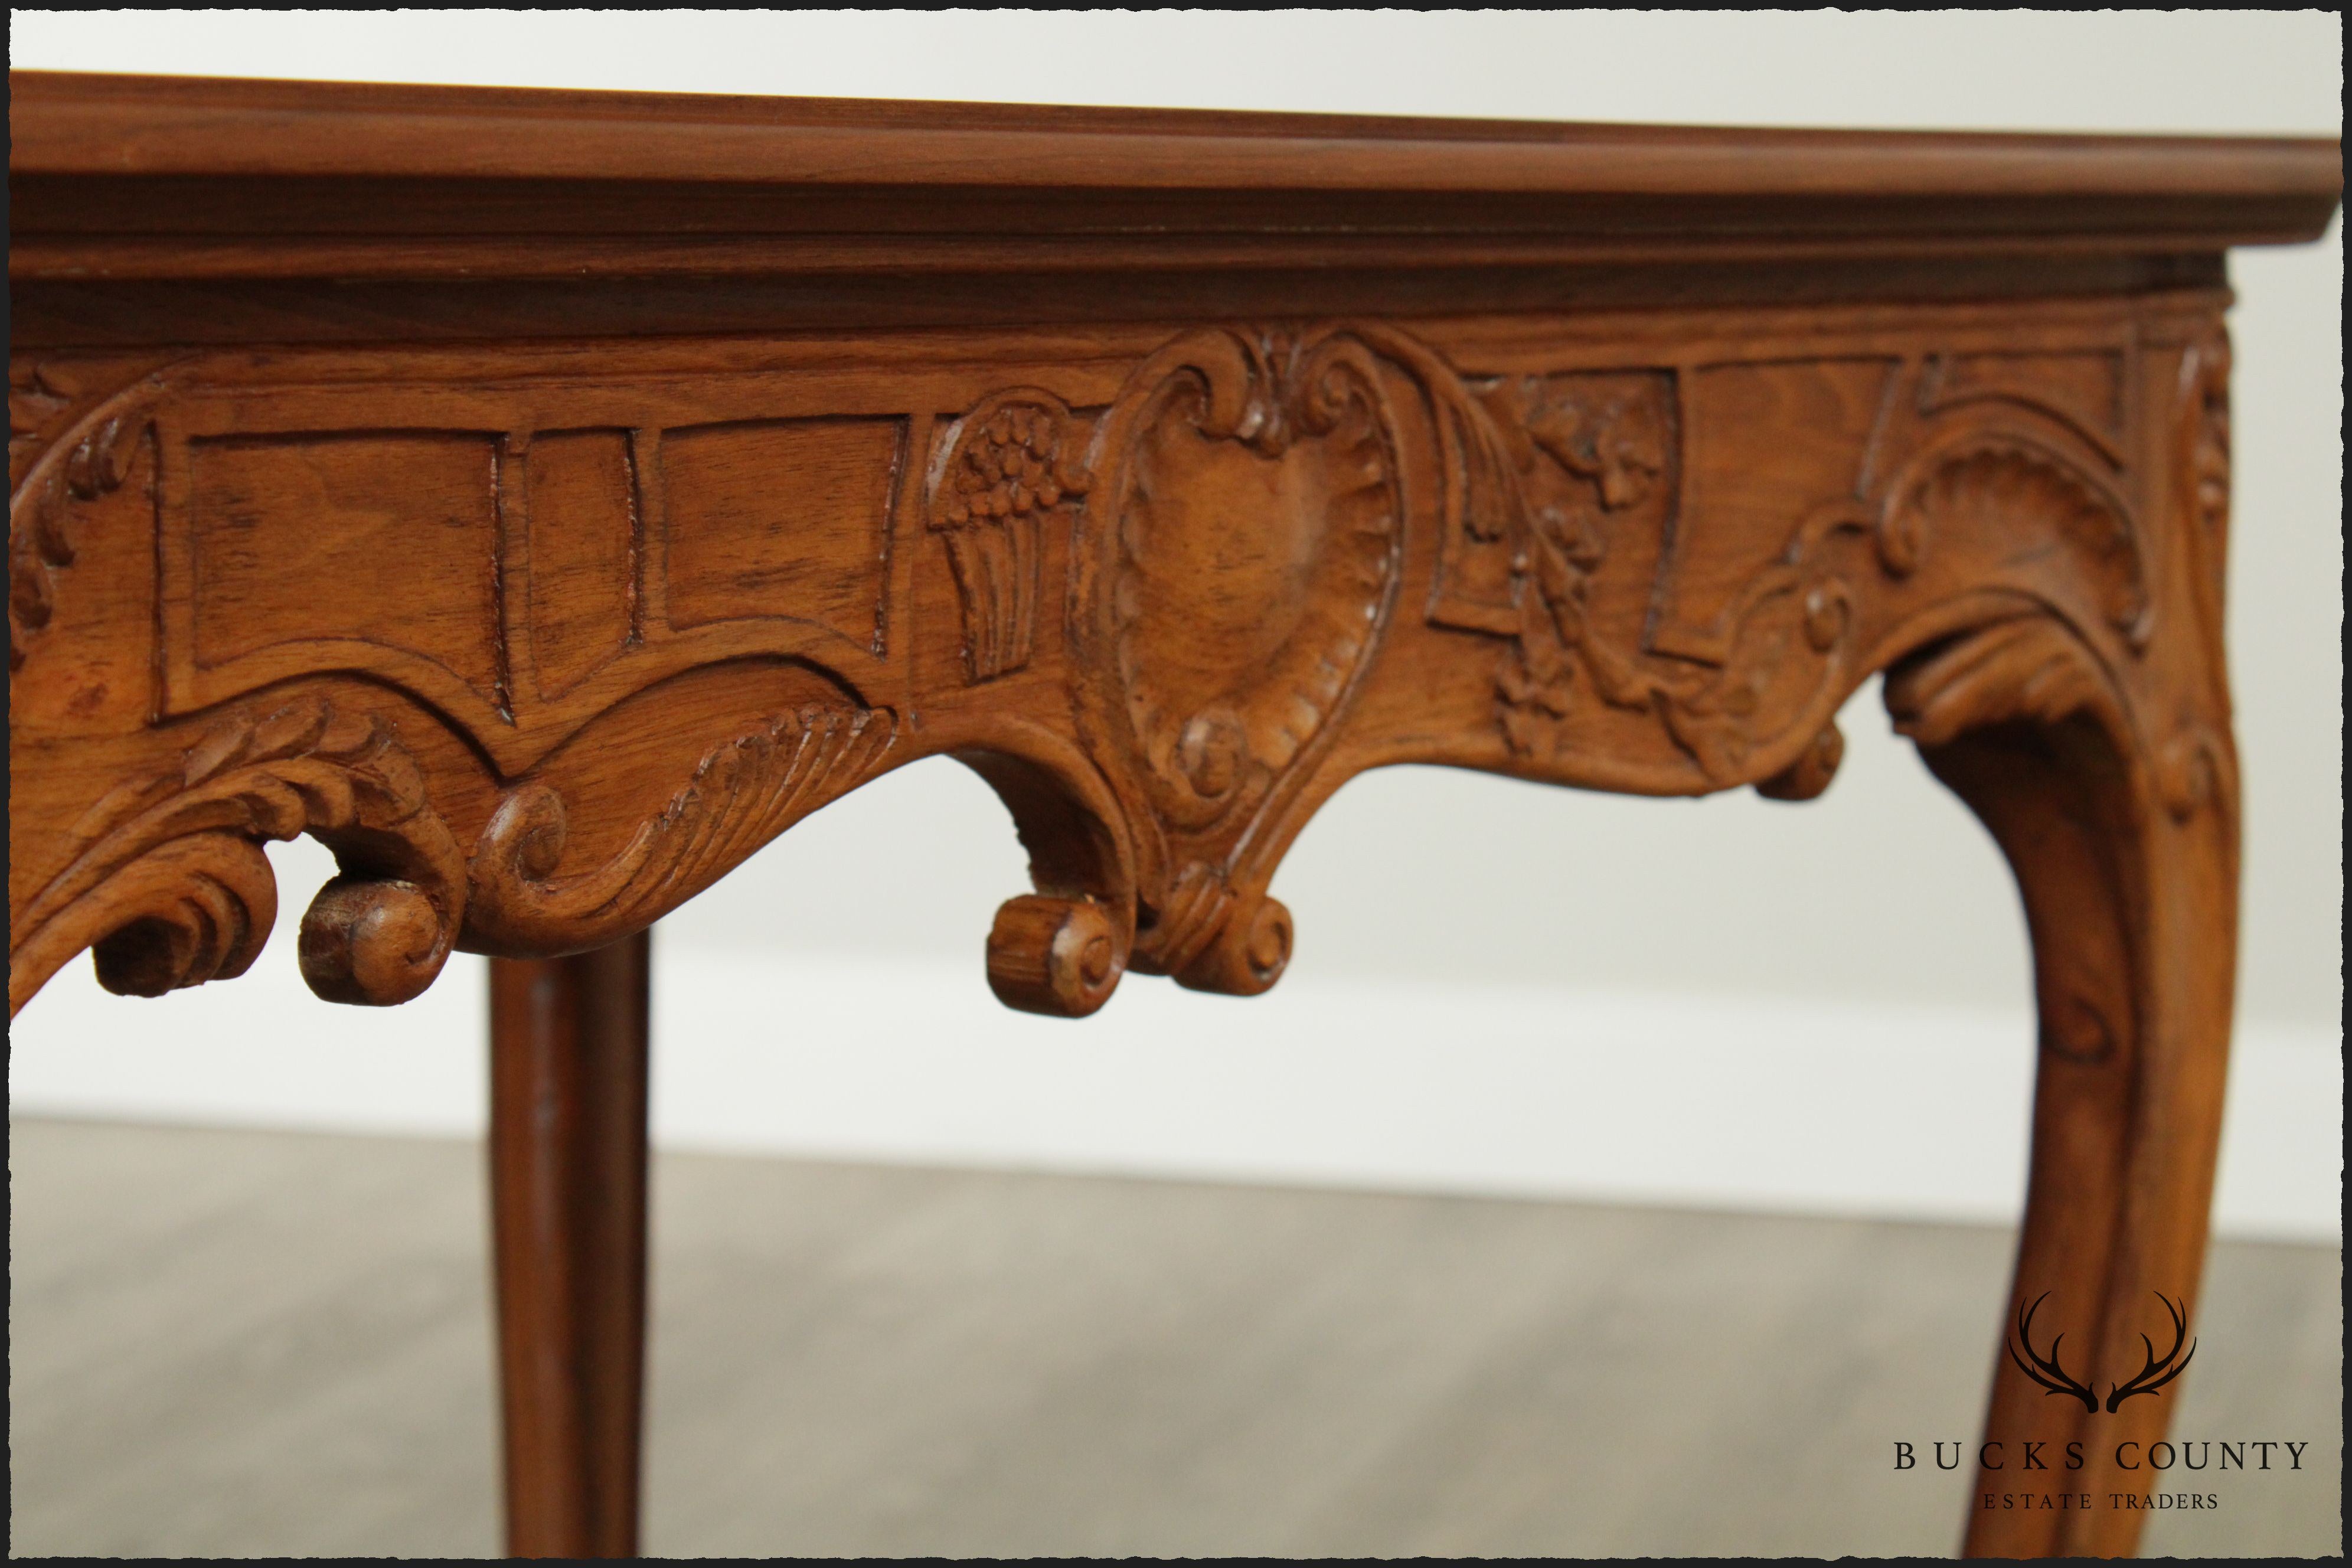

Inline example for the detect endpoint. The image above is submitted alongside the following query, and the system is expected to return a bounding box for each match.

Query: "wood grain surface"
[6,71,2338,1559]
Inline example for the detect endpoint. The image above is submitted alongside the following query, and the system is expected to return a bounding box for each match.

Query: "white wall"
[9,12,2341,1239]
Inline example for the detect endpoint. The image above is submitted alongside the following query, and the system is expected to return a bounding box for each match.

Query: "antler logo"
[2007,1292,2198,1415]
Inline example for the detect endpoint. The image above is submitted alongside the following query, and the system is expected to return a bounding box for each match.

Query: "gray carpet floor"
[7,1118,2340,1558]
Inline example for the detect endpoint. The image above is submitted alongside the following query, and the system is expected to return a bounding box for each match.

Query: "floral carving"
[1466,375,1689,762]
[927,391,1092,682]
[8,697,467,1014]
[0,318,2216,1037]
[1419,363,1841,785]
[1482,373,1671,511]
[469,703,896,949]
[1425,362,2152,791]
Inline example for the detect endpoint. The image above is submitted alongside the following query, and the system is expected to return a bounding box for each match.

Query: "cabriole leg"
[1889,620,2238,1560]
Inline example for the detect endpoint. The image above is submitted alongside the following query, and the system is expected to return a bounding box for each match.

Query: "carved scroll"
[8,697,467,1013]
[468,703,896,950]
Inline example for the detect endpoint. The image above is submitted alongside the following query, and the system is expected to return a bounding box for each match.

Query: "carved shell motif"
[1880,437,2150,649]
[1073,328,1406,971]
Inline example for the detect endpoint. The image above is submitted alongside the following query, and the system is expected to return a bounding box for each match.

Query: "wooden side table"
[6,73,2338,1559]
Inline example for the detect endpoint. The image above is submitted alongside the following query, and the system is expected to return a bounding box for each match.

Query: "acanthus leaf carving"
[1881,615,2118,752]
[7,696,466,1014]
[1880,612,2149,1071]
[1885,613,2129,1069]
[9,365,164,675]
[468,702,896,950]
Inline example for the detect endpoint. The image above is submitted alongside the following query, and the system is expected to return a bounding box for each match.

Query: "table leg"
[488,931,652,1559]
[1894,665,2238,1560]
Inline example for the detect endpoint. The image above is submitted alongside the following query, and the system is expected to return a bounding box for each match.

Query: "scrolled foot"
[1755,722,1845,801]
[986,893,1126,1018]
[1175,894,1292,997]
[299,876,453,1005]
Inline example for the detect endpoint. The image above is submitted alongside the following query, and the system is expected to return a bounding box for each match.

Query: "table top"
[9,71,2340,282]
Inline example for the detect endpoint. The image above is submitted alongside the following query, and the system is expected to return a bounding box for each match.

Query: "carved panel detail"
[1426,370,1674,636]
[6,302,2222,1024]
[522,427,641,699]
[659,416,905,649]
[123,387,909,776]
[1458,373,1687,760]
[1415,354,2154,786]
[184,432,508,709]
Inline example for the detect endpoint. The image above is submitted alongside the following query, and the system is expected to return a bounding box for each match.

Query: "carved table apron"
[8,73,2340,1559]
